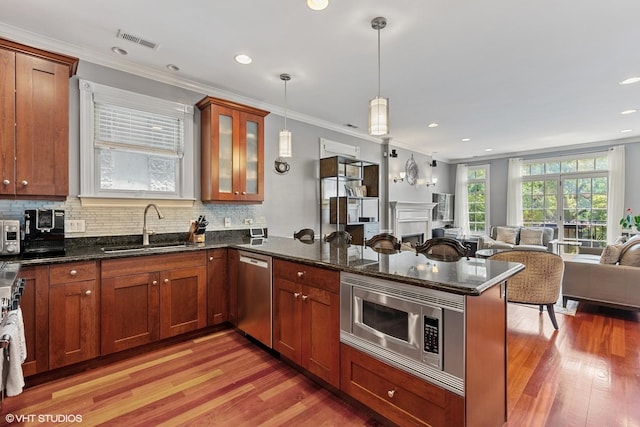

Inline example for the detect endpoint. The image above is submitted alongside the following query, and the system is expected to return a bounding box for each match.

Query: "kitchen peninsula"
[13,236,523,427]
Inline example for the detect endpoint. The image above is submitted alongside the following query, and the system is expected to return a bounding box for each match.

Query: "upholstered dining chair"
[415,237,470,261]
[293,228,315,243]
[323,230,352,245]
[365,233,402,254]
[489,250,564,330]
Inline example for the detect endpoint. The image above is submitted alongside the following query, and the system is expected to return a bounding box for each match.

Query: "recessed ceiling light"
[166,64,180,72]
[621,129,633,133]
[235,54,253,65]
[461,138,471,142]
[307,0,329,10]
[619,76,640,85]
[484,148,493,152]
[621,109,637,115]
[111,46,128,55]
[427,123,439,128]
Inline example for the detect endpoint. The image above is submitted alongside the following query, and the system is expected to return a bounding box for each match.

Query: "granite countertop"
[7,234,524,296]
[234,237,524,296]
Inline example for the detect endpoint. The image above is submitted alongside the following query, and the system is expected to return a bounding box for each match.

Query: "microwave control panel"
[424,316,439,354]
[422,306,443,369]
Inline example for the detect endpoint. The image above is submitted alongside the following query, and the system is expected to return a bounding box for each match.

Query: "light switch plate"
[224,217,231,227]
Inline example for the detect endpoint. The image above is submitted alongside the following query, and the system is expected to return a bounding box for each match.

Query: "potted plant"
[619,208,640,231]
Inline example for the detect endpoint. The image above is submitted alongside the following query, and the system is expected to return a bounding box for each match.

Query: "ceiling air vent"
[116,29,159,50]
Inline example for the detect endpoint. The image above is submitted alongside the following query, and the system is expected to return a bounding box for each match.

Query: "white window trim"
[467,164,490,235]
[79,79,195,201]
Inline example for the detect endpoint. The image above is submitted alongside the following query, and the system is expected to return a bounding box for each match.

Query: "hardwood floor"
[2,302,639,426]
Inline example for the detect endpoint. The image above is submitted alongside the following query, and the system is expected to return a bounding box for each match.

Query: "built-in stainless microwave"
[340,272,465,395]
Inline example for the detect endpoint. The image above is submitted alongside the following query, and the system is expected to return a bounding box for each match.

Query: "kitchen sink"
[101,242,190,253]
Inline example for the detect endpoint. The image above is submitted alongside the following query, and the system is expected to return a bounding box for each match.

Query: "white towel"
[0,309,26,396]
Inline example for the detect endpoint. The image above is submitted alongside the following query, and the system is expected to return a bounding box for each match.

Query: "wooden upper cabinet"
[0,38,77,200]
[197,96,269,203]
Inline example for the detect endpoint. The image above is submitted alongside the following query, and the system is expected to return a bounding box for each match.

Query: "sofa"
[477,225,556,252]
[562,235,640,310]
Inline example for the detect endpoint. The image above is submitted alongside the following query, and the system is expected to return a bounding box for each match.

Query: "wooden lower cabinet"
[207,248,228,325]
[18,265,49,376]
[273,259,340,388]
[341,344,464,427]
[48,261,99,369]
[101,252,207,354]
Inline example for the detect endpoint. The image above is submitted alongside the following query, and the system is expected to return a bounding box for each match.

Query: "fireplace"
[402,233,424,246]
[390,201,438,243]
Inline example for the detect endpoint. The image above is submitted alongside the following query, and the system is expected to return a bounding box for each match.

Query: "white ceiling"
[2,0,640,162]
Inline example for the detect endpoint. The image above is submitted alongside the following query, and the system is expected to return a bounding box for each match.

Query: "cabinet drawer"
[340,344,464,427]
[273,259,339,293]
[50,261,97,285]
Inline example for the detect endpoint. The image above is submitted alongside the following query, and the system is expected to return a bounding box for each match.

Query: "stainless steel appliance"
[0,262,24,315]
[340,272,465,395]
[237,251,272,348]
[23,209,65,255]
[0,220,20,255]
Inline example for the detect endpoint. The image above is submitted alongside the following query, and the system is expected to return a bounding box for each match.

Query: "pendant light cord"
[377,26,381,98]
[284,78,288,129]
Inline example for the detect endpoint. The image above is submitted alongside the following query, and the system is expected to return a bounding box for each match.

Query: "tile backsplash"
[0,198,266,238]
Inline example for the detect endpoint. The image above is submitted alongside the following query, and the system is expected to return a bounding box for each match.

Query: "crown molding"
[0,25,384,145]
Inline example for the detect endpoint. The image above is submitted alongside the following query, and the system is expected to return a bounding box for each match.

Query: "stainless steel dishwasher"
[237,251,273,348]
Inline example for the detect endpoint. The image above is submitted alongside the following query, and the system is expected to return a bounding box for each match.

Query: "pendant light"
[279,73,292,158]
[368,16,389,136]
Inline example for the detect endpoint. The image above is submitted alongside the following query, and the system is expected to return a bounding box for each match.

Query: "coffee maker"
[23,209,66,255]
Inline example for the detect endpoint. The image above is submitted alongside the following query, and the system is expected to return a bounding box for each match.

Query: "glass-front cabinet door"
[197,96,268,202]
[240,113,264,202]
[218,111,234,196]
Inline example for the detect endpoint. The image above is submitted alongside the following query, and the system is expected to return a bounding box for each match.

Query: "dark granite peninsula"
[235,236,522,295]
[237,236,523,427]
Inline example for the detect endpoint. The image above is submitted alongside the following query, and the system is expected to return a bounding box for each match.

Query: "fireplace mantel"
[390,201,438,243]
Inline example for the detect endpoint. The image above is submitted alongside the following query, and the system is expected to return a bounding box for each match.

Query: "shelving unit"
[320,156,380,245]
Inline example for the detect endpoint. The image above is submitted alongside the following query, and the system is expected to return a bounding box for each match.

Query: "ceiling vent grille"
[116,29,159,50]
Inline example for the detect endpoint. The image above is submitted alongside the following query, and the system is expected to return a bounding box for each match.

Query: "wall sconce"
[429,159,437,167]
[389,149,398,158]
[393,171,406,183]
[425,177,438,188]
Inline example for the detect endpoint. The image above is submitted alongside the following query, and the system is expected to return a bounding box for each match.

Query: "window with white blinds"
[94,103,184,157]
[79,79,194,200]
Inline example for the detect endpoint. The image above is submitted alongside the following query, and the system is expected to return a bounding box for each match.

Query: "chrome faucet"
[143,203,165,246]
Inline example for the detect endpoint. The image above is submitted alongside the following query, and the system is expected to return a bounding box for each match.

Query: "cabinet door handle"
[209,256,214,261]
[164,278,170,283]
[301,295,309,301]
[21,180,28,186]
[152,280,158,285]
[234,191,240,195]
[70,270,77,276]
[85,290,92,296]
[241,191,247,195]
[2,179,9,185]
[297,271,305,278]
[293,292,301,298]
[387,389,395,398]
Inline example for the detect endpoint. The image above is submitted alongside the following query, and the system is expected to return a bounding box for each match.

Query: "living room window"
[467,165,489,234]
[522,154,608,248]
[79,79,194,201]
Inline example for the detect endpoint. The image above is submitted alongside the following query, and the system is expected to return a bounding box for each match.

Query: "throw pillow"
[599,244,622,264]
[618,234,640,259]
[496,227,517,245]
[519,228,544,246]
[619,242,640,266]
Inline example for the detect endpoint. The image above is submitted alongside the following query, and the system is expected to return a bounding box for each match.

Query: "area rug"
[511,300,579,316]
